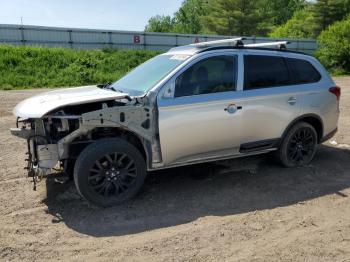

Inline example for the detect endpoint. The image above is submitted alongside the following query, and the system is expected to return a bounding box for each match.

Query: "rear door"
[238,53,302,151]
[285,56,338,136]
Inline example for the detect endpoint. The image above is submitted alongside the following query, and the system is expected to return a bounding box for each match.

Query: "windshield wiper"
[98,84,132,101]
[112,88,124,93]
[97,82,112,89]
[110,87,133,101]
[97,83,130,100]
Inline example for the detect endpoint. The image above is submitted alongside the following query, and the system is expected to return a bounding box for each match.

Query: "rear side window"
[286,58,321,84]
[244,55,290,90]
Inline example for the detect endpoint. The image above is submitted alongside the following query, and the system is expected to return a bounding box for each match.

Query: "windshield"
[111,54,189,96]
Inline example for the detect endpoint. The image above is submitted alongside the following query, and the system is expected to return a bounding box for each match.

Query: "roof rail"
[244,41,290,50]
[190,38,290,50]
[190,37,246,47]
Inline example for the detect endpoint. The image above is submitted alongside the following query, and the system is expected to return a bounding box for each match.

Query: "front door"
[157,54,244,165]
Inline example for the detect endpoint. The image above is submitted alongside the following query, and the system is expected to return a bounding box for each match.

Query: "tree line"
[145,0,350,74]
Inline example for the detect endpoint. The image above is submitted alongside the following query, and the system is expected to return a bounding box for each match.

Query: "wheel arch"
[280,114,324,145]
[70,127,151,167]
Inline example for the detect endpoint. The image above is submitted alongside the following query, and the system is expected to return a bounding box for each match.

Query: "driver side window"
[174,55,238,98]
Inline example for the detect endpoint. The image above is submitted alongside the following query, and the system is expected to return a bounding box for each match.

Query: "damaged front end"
[11,93,160,190]
[11,114,82,189]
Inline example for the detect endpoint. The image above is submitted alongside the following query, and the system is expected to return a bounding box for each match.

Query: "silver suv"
[11,39,341,206]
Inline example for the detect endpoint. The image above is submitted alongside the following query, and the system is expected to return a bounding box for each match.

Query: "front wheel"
[74,138,147,207]
[278,122,318,167]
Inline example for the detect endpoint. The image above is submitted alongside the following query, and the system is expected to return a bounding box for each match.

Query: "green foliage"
[145,0,208,34]
[145,0,350,40]
[144,15,176,33]
[261,0,307,26]
[270,0,350,39]
[145,0,308,36]
[202,0,265,36]
[311,0,350,35]
[316,16,350,74]
[269,8,316,39]
[173,0,209,34]
[0,45,159,90]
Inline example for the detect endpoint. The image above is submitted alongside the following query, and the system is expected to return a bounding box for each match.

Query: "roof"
[166,45,204,55]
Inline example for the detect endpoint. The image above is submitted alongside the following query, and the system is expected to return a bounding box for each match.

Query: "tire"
[63,159,75,179]
[278,122,318,167]
[74,138,147,207]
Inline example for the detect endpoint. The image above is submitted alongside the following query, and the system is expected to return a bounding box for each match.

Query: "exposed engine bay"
[11,94,159,189]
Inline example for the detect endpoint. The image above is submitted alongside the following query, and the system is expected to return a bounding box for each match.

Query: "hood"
[13,85,128,118]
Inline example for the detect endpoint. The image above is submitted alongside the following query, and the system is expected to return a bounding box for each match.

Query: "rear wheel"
[279,122,318,167]
[74,138,147,207]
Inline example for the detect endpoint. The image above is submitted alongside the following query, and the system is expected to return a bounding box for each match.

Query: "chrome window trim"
[241,49,326,83]
[147,48,332,104]
[156,50,241,106]
[147,49,241,94]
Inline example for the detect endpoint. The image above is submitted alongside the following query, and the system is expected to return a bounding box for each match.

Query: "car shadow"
[43,145,350,237]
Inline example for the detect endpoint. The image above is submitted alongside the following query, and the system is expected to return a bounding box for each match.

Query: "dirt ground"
[0,78,349,262]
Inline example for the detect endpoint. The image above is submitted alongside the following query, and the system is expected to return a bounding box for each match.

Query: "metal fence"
[0,24,318,54]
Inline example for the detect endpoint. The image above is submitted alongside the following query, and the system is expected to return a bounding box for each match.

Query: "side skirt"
[239,138,280,154]
[149,148,277,171]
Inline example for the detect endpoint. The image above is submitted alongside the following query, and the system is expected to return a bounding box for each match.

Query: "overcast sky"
[0,0,184,31]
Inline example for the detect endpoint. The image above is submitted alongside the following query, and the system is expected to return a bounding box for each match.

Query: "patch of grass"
[0,45,160,90]
[330,68,350,77]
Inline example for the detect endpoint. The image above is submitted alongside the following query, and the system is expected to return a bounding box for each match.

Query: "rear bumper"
[321,127,338,143]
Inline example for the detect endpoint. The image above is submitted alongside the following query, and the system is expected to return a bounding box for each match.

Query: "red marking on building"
[133,35,141,44]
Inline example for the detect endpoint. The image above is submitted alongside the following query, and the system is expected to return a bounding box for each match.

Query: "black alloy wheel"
[287,126,317,165]
[74,138,147,207]
[279,122,318,167]
[88,152,137,197]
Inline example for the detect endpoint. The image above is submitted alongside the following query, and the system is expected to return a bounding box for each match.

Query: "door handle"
[287,97,297,105]
[224,104,242,114]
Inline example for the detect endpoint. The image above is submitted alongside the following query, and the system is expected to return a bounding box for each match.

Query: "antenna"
[190,37,246,47]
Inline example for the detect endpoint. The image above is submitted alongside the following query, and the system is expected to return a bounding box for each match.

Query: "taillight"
[329,86,341,101]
